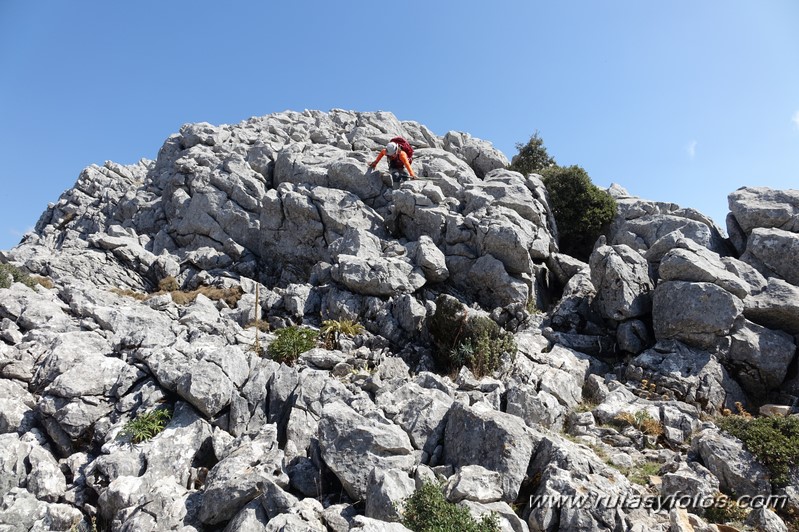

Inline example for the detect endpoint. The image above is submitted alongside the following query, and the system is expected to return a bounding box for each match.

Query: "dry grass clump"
[614,410,664,437]
[168,285,243,307]
[245,320,270,333]
[109,275,244,308]
[110,288,148,301]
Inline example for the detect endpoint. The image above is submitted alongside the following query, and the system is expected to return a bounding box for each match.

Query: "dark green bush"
[268,326,317,365]
[716,414,799,487]
[540,165,617,261]
[508,131,556,176]
[0,263,37,289]
[402,481,500,532]
[429,295,516,377]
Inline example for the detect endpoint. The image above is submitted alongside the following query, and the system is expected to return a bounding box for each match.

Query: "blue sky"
[1,1,797,251]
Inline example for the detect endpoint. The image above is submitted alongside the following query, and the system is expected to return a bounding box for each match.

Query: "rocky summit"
[1,109,798,531]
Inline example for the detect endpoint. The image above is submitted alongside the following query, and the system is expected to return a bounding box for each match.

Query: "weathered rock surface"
[590,242,654,320]
[1,112,797,531]
[444,401,538,502]
[318,401,415,501]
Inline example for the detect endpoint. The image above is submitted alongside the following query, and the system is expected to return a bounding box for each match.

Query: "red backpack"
[390,136,413,162]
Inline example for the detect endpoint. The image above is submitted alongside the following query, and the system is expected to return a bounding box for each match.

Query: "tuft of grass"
[614,410,664,437]
[168,285,243,307]
[268,326,317,365]
[158,275,180,292]
[619,460,662,486]
[715,414,799,487]
[402,481,500,532]
[320,319,365,350]
[110,287,148,301]
[120,408,172,443]
[109,279,244,308]
[246,320,271,333]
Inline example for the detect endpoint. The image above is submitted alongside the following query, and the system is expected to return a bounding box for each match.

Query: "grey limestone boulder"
[526,435,640,532]
[318,401,415,501]
[365,468,415,522]
[626,340,747,414]
[691,426,771,498]
[442,131,509,178]
[351,515,413,532]
[741,227,799,285]
[0,487,84,532]
[727,186,799,235]
[744,277,799,334]
[745,506,789,532]
[412,235,449,283]
[660,461,720,513]
[506,383,566,432]
[589,242,654,320]
[0,379,36,434]
[380,382,453,457]
[652,281,743,349]
[612,211,728,257]
[332,254,426,296]
[726,319,796,396]
[444,401,539,502]
[658,239,751,298]
[444,464,504,504]
[199,424,288,525]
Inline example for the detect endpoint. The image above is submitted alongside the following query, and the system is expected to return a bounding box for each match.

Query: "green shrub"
[429,295,516,378]
[540,165,617,261]
[120,408,172,443]
[0,263,37,289]
[716,414,799,487]
[402,481,500,532]
[268,326,317,364]
[508,131,556,176]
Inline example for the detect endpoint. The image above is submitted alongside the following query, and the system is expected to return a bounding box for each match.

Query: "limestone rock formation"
[0,111,797,530]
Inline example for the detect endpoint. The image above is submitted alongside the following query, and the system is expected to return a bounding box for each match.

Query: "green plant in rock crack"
[120,408,172,443]
[268,325,318,364]
[320,319,365,350]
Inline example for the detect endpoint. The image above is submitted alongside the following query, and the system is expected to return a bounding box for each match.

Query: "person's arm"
[399,151,416,178]
[369,149,387,168]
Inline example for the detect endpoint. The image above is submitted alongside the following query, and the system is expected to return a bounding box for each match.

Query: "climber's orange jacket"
[369,149,416,178]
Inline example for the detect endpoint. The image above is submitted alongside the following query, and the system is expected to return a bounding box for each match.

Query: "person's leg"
[390,170,403,190]
[391,169,410,189]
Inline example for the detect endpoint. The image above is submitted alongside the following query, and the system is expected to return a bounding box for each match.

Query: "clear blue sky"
[2,1,798,251]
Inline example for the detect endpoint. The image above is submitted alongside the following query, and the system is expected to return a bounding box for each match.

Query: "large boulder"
[726,320,796,396]
[626,340,748,414]
[198,425,288,525]
[589,242,654,320]
[657,239,751,298]
[318,401,415,501]
[652,281,743,349]
[691,427,772,498]
[727,186,799,234]
[744,278,799,334]
[443,401,539,502]
[741,227,799,286]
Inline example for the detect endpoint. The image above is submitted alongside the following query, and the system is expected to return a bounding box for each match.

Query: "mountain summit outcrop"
[1,110,798,531]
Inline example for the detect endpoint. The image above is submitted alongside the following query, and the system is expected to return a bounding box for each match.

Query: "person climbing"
[369,136,416,188]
